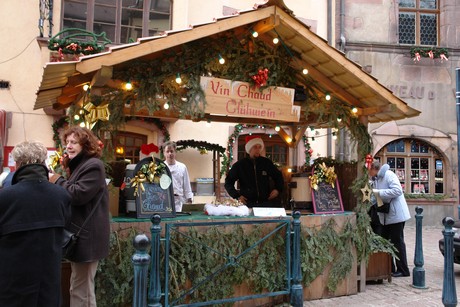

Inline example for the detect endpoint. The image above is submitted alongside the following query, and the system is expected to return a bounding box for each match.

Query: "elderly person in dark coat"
[49,126,110,307]
[0,141,71,307]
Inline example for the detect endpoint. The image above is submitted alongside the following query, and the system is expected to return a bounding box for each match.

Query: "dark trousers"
[381,221,410,275]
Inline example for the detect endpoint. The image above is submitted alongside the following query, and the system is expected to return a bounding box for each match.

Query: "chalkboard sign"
[311,179,344,214]
[134,157,176,218]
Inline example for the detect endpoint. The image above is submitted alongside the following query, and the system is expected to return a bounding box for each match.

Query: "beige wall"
[0,0,55,148]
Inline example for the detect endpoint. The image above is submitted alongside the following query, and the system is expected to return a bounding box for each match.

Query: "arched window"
[375,138,444,194]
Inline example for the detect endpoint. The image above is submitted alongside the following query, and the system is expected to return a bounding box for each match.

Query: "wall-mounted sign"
[200,77,300,122]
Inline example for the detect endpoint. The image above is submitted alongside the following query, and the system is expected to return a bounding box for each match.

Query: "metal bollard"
[412,206,427,289]
[442,217,457,307]
[148,215,162,307]
[132,234,151,307]
[290,211,303,307]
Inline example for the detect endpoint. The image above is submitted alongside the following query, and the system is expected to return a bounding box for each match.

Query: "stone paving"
[304,225,460,306]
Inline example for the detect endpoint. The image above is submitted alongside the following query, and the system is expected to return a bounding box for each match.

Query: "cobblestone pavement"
[304,226,460,306]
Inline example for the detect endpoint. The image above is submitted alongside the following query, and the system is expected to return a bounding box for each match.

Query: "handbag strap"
[74,190,104,236]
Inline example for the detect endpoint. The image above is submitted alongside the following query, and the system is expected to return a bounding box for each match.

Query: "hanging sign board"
[200,77,300,122]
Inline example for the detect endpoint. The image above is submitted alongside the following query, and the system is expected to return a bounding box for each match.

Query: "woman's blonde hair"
[12,141,48,168]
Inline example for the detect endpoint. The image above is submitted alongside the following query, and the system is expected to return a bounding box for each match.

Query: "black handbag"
[376,201,391,213]
[62,193,102,259]
[62,229,78,259]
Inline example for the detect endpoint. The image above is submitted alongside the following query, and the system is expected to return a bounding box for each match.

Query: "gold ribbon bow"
[83,102,110,129]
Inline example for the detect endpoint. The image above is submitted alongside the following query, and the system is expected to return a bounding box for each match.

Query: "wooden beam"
[90,66,113,87]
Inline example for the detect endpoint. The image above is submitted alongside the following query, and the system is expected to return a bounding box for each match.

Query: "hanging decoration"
[83,102,111,129]
[365,154,373,169]
[309,162,337,190]
[48,28,111,58]
[129,159,167,196]
[410,47,449,62]
[302,135,313,167]
[250,68,269,88]
[140,143,159,155]
[360,184,372,203]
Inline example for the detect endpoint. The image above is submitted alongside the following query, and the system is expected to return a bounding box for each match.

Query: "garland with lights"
[175,140,225,155]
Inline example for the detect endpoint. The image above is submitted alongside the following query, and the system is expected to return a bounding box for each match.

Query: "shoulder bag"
[62,193,103,259]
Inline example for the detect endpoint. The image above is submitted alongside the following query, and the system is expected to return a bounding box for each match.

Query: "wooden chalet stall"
[35,0,420,305]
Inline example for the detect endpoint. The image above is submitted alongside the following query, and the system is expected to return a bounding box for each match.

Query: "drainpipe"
[327,0,333,157]
[49,0,53,37]
[456,68,460,219]
[338,0,346,161]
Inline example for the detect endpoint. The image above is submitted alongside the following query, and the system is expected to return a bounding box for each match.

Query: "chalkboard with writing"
[311,180,344,214]
[134,157,176,218]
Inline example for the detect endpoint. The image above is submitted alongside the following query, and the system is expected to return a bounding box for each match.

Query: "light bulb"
[73,114,80,120]
[325,94,331,101]
[125,82,133,90]
[218,54,225,64]
[206,120,211,127]
[79,122,86,128]
[273,37,279,44]
[175,73,182,84]
[286,137,292,143]
[164,102,170,110]
[252,30,258,38]
[302,68,308,75]
[352,107,358,114]
[83,84,90,91]
[275,125,280,132]
[337,117,342,122]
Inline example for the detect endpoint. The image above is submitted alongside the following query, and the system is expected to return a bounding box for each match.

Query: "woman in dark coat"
[0,141,71,307]
[50,126,110,307]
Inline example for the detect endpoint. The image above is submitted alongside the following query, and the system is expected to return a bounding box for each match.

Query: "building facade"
[339,0,460,224]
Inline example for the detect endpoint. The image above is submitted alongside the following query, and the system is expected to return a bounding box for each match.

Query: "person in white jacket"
[369,160,411,277]
[163,141,193,212]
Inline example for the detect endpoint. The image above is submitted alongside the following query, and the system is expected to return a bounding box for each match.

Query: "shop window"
[114,132,147,164]
[62,0,171,44]
[399,0,438,46]
[375,139,444,195]
[237,134,287,168]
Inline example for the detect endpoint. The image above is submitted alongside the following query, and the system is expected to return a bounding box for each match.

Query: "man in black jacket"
[224,135,284,207]
[0,141,71,307]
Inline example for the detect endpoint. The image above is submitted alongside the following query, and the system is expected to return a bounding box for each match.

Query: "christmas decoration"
[360,184,372,203]
[250,68,269,88]
[309,162,337,190]
[48,28,111,57]
[365,154,373,169]
[410,47,449,62]
[129,159,167,196]
[141,143,159,155]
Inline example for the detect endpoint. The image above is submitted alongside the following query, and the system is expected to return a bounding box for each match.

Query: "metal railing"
[132,212,303,307]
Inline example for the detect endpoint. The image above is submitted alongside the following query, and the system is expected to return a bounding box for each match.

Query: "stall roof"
[35,0,420,125]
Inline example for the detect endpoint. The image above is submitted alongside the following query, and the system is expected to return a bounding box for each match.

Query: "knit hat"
[245,135,264,154]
